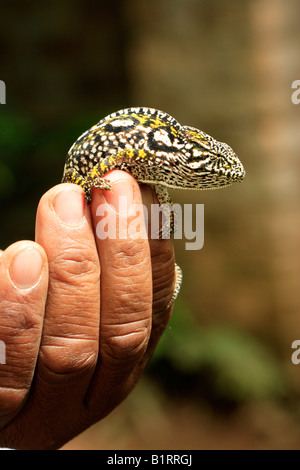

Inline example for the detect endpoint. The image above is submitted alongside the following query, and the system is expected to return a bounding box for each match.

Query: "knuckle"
[0,387,28,424]
[50,244,99,286]
[102,322,150,364]
[39,341,98,380]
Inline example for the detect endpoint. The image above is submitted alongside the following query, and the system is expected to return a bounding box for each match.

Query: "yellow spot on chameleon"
[138,149,147,158]
[109,155,117,165]
[131,114,148,125]
[125,149,135,159]
[169,125,179,137]
[188,129,209,142]
[100,161,107,173]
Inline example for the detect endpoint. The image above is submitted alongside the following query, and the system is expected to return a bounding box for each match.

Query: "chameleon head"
[181,126,245,189]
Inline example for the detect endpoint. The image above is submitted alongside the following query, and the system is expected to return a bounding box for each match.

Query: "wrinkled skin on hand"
[0,171,176,449]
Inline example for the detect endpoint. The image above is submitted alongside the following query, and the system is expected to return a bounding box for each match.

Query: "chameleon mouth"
[219,164,246,181]
[236,166,246,181]
[204,165,246,189]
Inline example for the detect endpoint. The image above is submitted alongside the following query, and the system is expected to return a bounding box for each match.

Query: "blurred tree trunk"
[250,0,300,366]
[126,0,300,375]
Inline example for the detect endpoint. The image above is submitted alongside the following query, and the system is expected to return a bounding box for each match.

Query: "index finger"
[86,170,152,414]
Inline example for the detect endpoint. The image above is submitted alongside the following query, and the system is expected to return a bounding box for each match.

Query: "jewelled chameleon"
[62,107,245,306]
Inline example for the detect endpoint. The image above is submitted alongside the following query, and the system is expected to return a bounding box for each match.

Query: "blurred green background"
[1,0,300,449]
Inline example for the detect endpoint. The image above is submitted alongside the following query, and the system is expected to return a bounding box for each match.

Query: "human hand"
[0,170,176,449]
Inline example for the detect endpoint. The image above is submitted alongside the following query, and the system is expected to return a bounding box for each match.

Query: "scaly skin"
[62,107,245,305]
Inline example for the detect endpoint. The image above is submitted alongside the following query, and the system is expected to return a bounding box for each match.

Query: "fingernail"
[54,187,85,225]
[103,175,135,215]
[9,247,43,290]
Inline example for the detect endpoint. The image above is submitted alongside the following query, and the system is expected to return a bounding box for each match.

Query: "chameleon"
[62,107,245,306]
